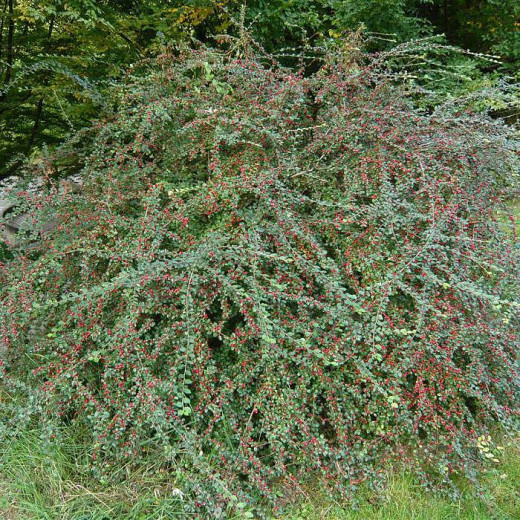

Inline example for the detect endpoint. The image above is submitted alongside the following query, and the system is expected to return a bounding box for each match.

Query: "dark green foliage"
[0,1,231,177]
[242,0,519,58]
[416,1,520,62]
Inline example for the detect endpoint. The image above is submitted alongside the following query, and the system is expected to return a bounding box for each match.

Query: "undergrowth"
[0,423,517,519]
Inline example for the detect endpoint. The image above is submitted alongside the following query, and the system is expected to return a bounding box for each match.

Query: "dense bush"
[0,42,518,517]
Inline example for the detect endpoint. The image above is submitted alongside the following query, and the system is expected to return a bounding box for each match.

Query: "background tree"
[0,0,231,178]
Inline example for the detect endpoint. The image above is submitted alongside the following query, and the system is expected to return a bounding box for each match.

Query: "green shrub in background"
[243,0,519,60]
[0,41,518,517]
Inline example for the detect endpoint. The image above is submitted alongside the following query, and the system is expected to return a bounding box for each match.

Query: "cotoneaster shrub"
[0,41,518,517]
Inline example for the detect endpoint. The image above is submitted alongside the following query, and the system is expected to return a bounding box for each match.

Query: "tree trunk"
[443,0,450,39]
[26,15,54,153]
[0,0,9,63]
[4,0,13,84]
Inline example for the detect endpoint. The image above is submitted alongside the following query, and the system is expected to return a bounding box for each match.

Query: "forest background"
[0,0,518,175]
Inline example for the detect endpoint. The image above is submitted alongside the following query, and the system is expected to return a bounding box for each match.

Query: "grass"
[0,426,518,520]
[284,438,520,519]
[0,428,185,520]
[497,199,520,237]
